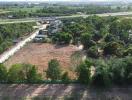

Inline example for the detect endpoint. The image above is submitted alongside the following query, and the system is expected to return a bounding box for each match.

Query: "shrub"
[46,59,61,80]
[80,33,96,49]
[103,41,123,56]
[8,63,41,83]
[0,64,8,83]
[123,47,132,56]
[109,57,132,85]
[76,60,92,84]
[27,66,42,83]
[61,72,70,82]
[52,32,72,44]
[87,46,99,58]
[92,64,111,87]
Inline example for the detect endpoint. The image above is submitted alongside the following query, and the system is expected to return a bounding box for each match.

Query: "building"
[48,20,63,36]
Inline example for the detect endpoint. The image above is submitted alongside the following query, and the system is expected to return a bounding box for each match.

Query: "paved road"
[1,11,132,24]
[0,24,47,63]
[0,20,36,24]
[57,11,132,19]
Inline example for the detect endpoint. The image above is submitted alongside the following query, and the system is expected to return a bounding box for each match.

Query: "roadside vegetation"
[0,22,36,54]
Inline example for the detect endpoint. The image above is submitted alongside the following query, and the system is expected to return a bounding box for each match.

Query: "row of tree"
[0,59,70,83]
[0,56,132,86]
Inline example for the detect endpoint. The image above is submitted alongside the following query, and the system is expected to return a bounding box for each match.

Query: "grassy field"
[0,18,37,24]
[5,6,43,12]
[0,9,11,14]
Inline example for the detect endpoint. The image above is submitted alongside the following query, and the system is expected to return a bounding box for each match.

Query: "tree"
[76,60,92,84]
[8,64,25,82]
[27,66,42,83]
[104,34,116,42]
[123,47,132,56]
[87,46,99,58]
[53,32,72,44]
[0,64,7,83]
[46,59,61,80]
[81,33,96,49]
[103,41,123,56]
[8,63,42,83]
[92,64,111,87]
[109,59,126,85]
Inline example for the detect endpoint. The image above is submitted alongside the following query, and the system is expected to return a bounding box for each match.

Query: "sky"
[0,0,130,2]
[0,0,115,2]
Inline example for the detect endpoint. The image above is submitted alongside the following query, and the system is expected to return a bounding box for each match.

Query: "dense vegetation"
[49,16,132,86]
[61,16,132,57]
[0,22,36,54]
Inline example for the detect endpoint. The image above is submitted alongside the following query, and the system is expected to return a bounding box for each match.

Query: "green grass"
[6,6,43,13]
[0,18,37,24]
[0,9,11,14]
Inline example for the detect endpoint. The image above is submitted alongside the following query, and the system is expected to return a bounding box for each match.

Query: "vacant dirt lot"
[4,43,80,78]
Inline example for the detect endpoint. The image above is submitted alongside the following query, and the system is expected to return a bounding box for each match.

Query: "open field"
[6,6,43,12]
[0,9,11,14]
[0,18,37,24]
[0,84,132,100]
[4,43,80,78]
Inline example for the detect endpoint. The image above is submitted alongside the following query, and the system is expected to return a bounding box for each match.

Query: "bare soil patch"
[4,43,80,78]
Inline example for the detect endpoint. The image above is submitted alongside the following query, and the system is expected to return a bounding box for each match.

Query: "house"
[48,20,63,36]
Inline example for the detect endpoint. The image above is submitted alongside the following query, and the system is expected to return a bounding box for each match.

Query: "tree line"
[0,56,132,87]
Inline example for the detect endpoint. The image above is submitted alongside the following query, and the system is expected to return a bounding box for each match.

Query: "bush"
[92,64,111,87]
[61,72,70,83]
[123,47,132,56]
[81,33,96,49]
[103,41,123,56]
[52,32,72,44]
[8,63,41,83]
[76,60,92,84]
[109,57,132,85]
[46,59,61,80]
[27,66,42,83]
[0,64,8,83]
[87,46,99,58]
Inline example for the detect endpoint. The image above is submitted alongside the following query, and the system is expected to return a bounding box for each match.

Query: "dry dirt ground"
[4,43,80,78]
[0,84,132,100]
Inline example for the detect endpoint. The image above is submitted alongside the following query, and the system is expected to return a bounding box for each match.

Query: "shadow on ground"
[0,84,132,100]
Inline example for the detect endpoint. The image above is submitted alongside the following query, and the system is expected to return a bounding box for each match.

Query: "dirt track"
[4,43,79,78]
[0,84,132,100]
